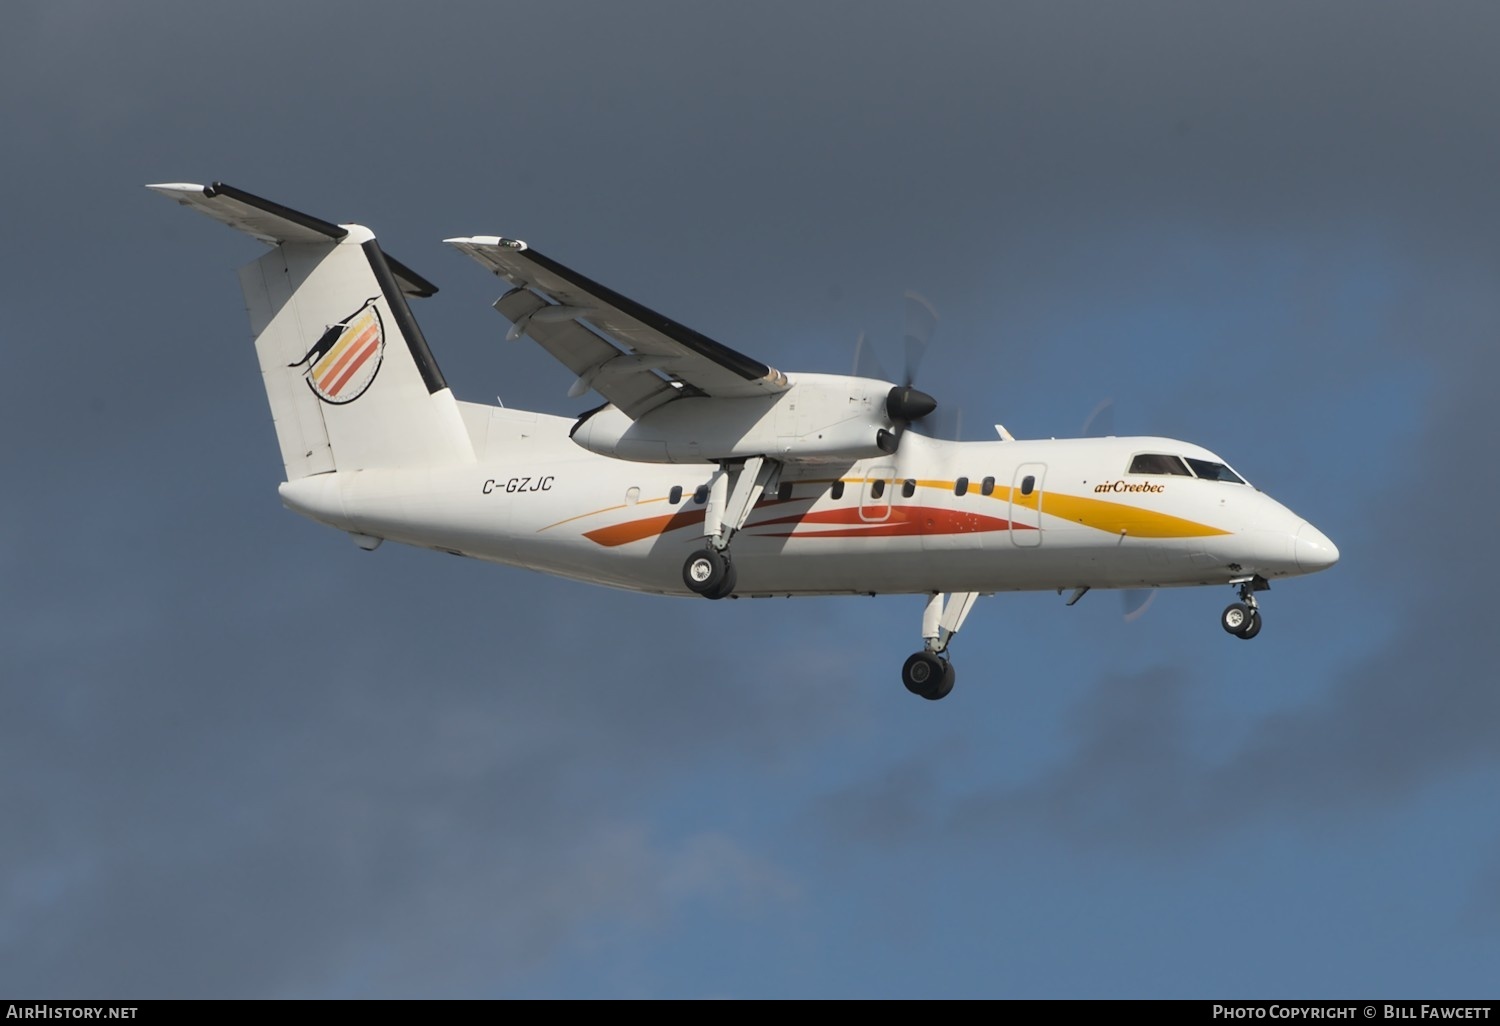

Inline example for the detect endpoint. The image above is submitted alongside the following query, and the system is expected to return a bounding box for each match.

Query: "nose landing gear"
[1221,575,1268,640]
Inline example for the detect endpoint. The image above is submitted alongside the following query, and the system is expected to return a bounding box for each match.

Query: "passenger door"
[1009,463,1046,547]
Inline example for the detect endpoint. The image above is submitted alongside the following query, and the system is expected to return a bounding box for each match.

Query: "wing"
[446,236,787,418]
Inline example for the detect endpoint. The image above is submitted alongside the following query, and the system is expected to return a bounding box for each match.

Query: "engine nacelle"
[570,373,905,463]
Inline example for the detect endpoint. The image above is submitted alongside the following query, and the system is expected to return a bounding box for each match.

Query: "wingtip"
[146,182,207,196]
[444,235,528,251]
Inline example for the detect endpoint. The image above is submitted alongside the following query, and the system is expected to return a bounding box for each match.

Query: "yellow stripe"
[311,328,362,379]
[913,478,1228,538]
[538,495,668,533]
[1004,489,1228,538]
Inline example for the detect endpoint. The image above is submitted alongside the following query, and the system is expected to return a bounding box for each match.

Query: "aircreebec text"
[1094,480,1165,494]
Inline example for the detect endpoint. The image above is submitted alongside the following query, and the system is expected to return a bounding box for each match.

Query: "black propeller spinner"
[878,384,939,452]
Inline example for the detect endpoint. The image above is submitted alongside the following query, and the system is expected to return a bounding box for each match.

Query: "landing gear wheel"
[934,659,956,700]
[1236,608,1262,640]
[1221,602,1253,636]
[683,548,729,597]
[902,652,941,697]
[704,559,737,600]
[902,652,954,701]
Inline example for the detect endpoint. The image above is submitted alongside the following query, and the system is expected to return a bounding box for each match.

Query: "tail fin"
[150,182,474,478]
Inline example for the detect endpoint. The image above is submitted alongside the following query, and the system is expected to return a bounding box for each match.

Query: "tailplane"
[150,182,473,478]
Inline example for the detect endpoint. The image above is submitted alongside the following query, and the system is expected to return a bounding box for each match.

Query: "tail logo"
[290,297,385,404]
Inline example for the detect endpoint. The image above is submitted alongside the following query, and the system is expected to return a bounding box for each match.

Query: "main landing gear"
[903,652,955,701]
[683,547,737,601]
[901,591,981,701]
[1221,575,1268,640]
[682,456,781,602]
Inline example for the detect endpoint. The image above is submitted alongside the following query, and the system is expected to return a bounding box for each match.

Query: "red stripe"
[746,505,1022,536]
[580,502,1037,548]
[325,338,380,396]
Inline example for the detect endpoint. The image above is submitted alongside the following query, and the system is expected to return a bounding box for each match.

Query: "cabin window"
[1185,458,1246,484]
[669,485,683,504]
[692,484,709,504]
[871,479,886,499]
[955,476,969,497]
[902,479,916,498]
[981,476,995,496]
[1128,453,1192,476]
[1020,475,1036,496]
[831,480,845,500]
[625,486,640,505]
[778,481,793,502]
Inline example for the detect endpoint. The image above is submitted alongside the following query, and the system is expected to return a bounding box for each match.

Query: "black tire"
[1237,609,1262,640]
[902,651,947,700]
[705,559,738,600]
[683,548,728,596]
[932,659,956,700]
[1221,602,1253,636]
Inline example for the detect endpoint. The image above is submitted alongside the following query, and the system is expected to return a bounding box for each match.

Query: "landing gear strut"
[1221,575,1267,640]
[901,591,981,700]
[682,456,780,602]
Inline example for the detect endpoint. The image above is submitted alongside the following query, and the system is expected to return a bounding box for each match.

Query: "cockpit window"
[1184,458,1246,484]
[1128,453,1192,476]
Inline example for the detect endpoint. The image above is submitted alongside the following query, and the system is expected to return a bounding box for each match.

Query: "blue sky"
[3,0,1497,998]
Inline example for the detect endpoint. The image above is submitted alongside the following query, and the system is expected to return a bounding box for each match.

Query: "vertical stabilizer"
[151,182,474,478]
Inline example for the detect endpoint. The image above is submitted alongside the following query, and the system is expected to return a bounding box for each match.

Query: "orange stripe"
[315,326,378,389]
[542,486,815,537]
[325,338,379,396]
[584,508,708,547]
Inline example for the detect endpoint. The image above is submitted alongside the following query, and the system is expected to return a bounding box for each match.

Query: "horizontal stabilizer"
[147,182,437,297]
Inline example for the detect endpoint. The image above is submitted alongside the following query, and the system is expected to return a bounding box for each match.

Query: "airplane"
[150,181,1339,701]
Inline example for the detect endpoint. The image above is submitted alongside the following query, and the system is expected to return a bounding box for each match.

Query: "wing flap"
[448,236,787,412]
[493,289,679,418]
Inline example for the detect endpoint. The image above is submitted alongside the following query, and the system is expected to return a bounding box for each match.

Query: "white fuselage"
[278,403,1337,598]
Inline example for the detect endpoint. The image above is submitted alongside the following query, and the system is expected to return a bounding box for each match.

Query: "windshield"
[1184,457,1246,484]
[1128,453,1192,476]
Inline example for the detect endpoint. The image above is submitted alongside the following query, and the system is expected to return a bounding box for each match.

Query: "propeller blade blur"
[1081,397,1115,438]
[902,290,939,387]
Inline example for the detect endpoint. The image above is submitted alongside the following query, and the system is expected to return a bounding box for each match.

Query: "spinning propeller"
[1080,397,1157,622]
[856,292,942,454]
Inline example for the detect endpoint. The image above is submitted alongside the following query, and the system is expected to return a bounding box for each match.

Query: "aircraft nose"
[1295,522,1339,573]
